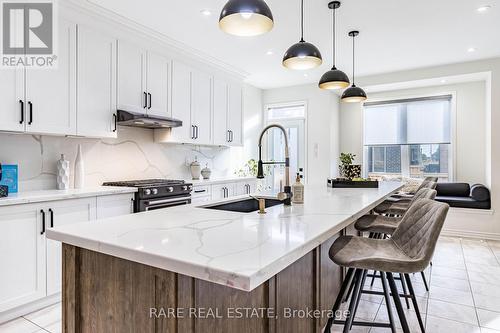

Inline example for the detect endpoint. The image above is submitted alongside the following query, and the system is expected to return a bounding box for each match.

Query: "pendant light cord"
[300,0,304,41]
[332,6,336,66]
[352,34,355,84]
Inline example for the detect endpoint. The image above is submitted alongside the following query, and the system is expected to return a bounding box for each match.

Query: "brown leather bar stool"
[323,199,449,333]
[375,181,437,215]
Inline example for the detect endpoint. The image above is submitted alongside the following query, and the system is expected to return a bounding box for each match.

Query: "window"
[364,95,452,181]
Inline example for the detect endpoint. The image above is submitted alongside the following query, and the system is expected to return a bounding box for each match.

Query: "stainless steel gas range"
[103,179,193,212]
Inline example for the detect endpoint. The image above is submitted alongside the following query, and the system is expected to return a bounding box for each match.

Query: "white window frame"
[362,91,457,181]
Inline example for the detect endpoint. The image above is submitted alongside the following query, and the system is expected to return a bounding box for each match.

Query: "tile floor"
[1,236,500,333]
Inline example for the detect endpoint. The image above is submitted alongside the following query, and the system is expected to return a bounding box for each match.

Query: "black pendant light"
[319,1,350,90]
[341,31,367,103]
[283,0,322,70]
[219,0,274,37]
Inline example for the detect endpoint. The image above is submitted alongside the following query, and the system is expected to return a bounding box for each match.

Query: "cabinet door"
[211,184,227,200]
[247,180,257,194]
[235,181,255,195]
[146,52,170,118]
[76,25,117,138]
[46,198,96,296]
[212,78,229,145]
[191,71,212,144]
[0,204,45,312]
[170,61,192,142]
[96,193,134,219]
[25,19,76,135]
[0,7,25,133]
[117,41,146,113]
[228,83,243,146]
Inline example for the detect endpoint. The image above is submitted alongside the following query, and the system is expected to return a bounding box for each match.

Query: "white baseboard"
[0,294,60,324]
[441,228,500,241]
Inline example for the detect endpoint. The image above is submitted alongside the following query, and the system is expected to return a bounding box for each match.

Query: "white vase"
[56,154,70,190]
[74,144,85,189]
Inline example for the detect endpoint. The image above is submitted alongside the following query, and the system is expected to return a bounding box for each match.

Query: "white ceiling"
[86,0,500,89]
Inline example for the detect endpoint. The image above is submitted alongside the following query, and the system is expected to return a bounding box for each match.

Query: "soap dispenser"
[292,173,304,204]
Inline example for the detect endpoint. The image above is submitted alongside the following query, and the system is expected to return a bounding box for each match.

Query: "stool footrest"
[333,319,392,328]
[361,289,412,298]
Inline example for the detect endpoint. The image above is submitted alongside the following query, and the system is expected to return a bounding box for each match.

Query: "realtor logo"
[1,1,56,68]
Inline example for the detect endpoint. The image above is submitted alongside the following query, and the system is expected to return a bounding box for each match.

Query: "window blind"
[364,95,451,146]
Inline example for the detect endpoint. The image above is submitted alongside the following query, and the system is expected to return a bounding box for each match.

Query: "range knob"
[182,185,188,191]
[188,185,193,191]
[167,187,174,193]
[144,189,151,195]
[151,188,158,195]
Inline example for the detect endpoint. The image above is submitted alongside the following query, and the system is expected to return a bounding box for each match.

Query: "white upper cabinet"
[213,78,229,145]
[146,51,171,118]
[117,41,147,113]
[228,83,243,146]
[191,71,212,144]
[0,67,24,133]
[0,204,46,312]
[117,43,170,118]
[25,19,77,136]
[76,25,117,138]
[170,61,193,142]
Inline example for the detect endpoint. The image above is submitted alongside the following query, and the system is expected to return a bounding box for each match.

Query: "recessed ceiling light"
[468,47,476,53]
[200,9,212,16]
[266,50,274,55]
[477,5,491,12]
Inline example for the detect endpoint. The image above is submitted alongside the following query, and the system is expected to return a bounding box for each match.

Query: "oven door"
[139,195,192,212]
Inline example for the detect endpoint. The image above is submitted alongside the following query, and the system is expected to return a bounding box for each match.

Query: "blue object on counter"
[0,164,18,194]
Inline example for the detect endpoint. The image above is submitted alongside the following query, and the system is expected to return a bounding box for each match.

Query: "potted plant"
[339,153,362,180]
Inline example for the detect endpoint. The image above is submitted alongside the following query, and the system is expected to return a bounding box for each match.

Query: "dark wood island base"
[62,232,344,333]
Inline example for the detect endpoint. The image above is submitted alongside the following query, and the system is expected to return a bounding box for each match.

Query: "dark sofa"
[435,183,491,209]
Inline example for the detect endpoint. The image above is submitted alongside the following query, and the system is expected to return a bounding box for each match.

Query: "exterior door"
[25,19,76,135]
[46,198,96,296]
[0,204,46,312]
[266,119,306,192]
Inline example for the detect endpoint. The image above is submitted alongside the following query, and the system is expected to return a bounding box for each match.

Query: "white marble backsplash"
[0,127,244,192]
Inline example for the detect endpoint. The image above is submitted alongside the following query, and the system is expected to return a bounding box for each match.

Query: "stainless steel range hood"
[116,110,183,129]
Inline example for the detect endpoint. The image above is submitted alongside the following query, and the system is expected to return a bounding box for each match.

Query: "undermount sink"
[202,198,283,213]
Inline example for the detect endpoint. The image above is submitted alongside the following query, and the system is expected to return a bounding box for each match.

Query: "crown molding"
[61,0,249,81]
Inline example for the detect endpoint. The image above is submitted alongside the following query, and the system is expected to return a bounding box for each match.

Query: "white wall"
[339,58,500,239]
[340,81,487,184]
[262,84,340,185]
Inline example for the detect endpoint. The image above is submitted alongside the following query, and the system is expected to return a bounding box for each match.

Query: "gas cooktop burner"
[103,179,186,187]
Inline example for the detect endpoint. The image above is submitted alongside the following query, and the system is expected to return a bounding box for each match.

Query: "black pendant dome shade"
[283,0,322,70]
[219,0,274,37]
[341,30,367,102]
[319,1,350,90]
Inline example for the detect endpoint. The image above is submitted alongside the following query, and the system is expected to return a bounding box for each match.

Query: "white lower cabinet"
[96,193,134,219]
[235,180,257,196]
[0,193,133,318]
[0,204,46,312]
[46,198,96,296]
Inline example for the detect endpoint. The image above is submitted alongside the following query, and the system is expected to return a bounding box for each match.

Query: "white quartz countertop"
[188,176,256,186]
[0,186,137,207]
[47,182,402,292]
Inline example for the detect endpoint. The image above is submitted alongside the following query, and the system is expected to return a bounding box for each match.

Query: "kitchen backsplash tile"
[0,127,241,191]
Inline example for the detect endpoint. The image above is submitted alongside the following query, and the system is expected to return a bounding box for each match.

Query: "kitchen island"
[47,182,402,333]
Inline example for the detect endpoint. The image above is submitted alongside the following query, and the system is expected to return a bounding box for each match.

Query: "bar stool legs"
[404,274,426,332]
[399,273,411,309]
[386,272,411,333]
[324,268,356,333]
[380,271,398,333]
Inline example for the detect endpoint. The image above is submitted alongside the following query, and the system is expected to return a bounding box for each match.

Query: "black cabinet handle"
[143,92,147,109]
[194,189,206,193]
[28,101,33,125]
[148,93,152,109]
[40,209,46,235]
[49,208,54,228]
[19,100,24,124]
[113,113,117,132]
[191,125,195,139]
[195,125,199,139]
[227,130,230,143]
[228,130,233,142]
